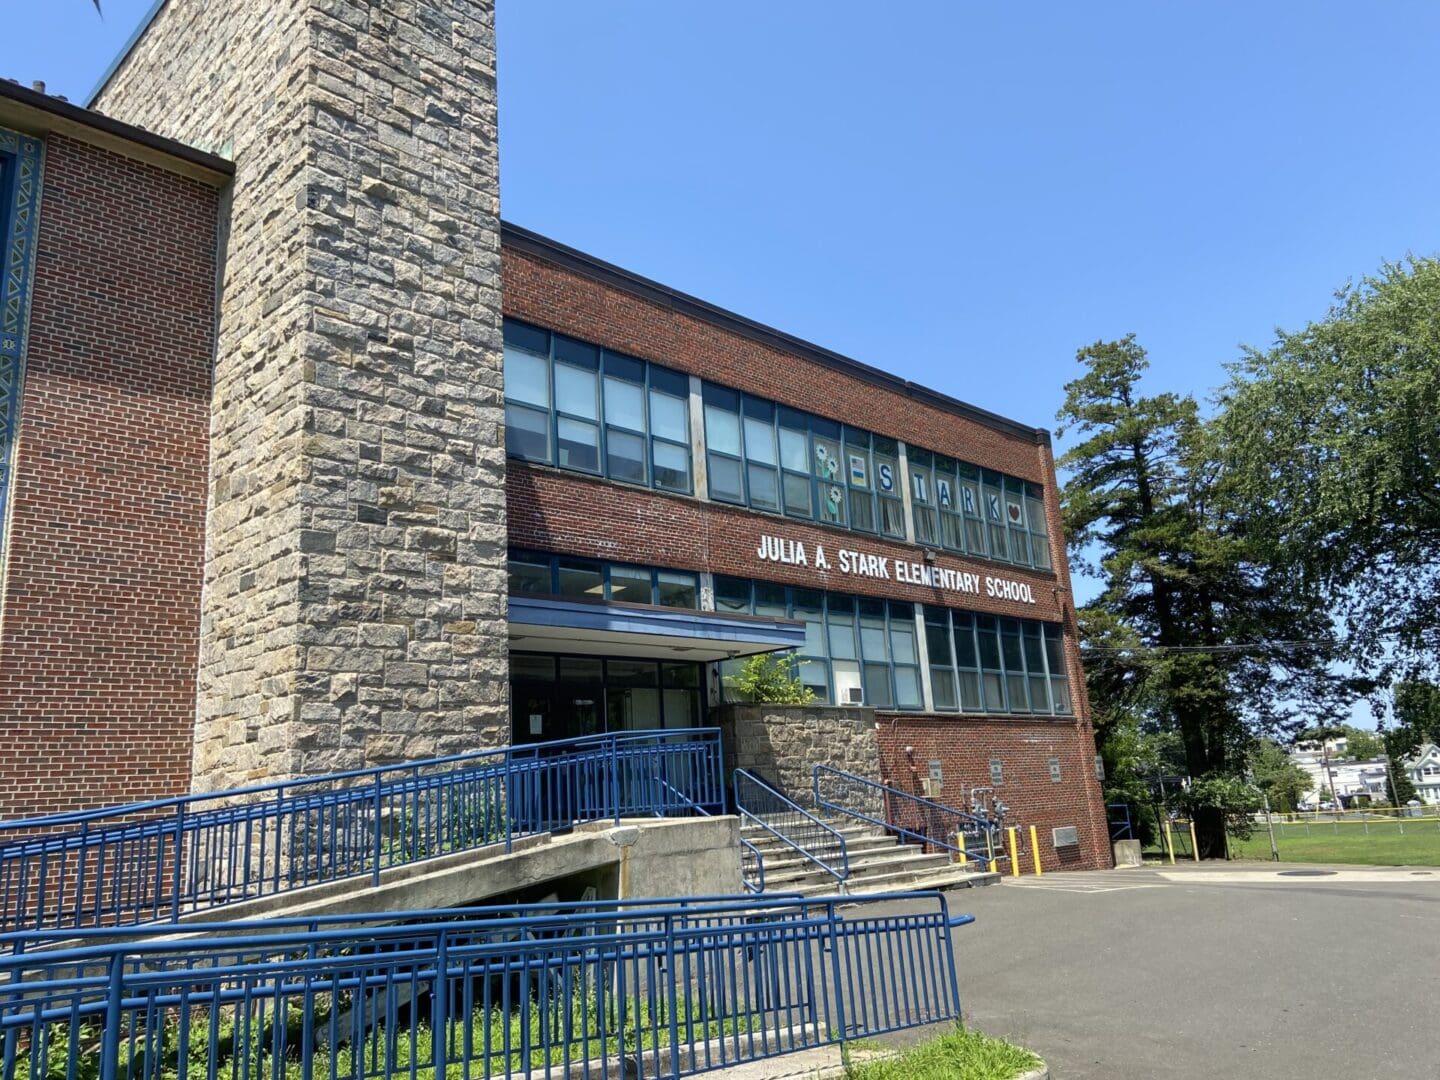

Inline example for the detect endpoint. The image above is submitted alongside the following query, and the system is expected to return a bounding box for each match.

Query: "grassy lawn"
[1228,819,1440,866]
[843,1028,1040,1080]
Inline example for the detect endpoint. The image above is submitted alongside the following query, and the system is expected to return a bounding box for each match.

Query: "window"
[502,319,692,494]
[715,579,923,710]
[507,551,700,609]
[910,448,939,547]
[511,654,703,731]
[926,607,1072,716]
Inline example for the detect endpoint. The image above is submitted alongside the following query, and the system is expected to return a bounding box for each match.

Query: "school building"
[0,0,1109,873]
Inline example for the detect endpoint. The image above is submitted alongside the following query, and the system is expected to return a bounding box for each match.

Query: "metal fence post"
[372,771,384,886]
[98,952,124,1080]
[170,803,186,922]
[825,901,849,1047]
[611,735,622,823]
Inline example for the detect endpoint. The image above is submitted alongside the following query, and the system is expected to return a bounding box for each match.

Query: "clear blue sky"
[6,2,1438,711]
[9,1,1437,433]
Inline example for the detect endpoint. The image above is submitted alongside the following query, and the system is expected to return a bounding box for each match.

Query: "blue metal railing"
[739,836,765,894]
[813,766,1005,866]
[0,729,724,938]
[0,893,974,1080]
[1108,803,1134,841]
[734,770,849,890]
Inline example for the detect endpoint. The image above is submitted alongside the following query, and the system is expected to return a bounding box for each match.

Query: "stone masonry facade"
[92,0,509,790]
[717,704,885,817]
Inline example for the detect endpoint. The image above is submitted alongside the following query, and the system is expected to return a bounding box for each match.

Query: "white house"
[1404,743,1440,806]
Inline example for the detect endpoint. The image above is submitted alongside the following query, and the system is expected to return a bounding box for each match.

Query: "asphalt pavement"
[931,863,1440,1079]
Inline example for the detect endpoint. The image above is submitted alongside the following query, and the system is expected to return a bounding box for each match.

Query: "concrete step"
[782,865,1000,898]
[743,835,905,861]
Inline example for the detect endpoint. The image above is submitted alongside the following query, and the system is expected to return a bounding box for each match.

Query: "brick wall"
[0,135,217,818]
[874,715,1111,871]
[509,464,1067,622]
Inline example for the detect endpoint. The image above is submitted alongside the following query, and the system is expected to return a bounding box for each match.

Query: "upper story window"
[910,450,1051,571]
[505,320,1058,575]
[508,549,699,609]
[703,385,905,539]
[0,129,42,574]
[503,319,692,494]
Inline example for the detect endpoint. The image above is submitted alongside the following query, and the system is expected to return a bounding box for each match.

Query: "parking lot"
[935,863,1440,1079]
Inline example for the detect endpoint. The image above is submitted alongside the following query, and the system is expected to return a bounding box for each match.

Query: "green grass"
[1228,818,1440,866]
[842,1028,1040,1080]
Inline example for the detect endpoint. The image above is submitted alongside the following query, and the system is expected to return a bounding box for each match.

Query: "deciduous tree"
[1213,259,1440,681]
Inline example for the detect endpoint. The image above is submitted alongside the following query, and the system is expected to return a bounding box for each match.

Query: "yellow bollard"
[1163,819,1176,865]
[986,832,997,874]
[1029,825,1043,876]
[1007,827,1020,877]
[955,834,968,868]
[1188,820,1200,862]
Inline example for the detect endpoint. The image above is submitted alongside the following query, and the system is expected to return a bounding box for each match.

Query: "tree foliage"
[1057,336,1351,856]
[1250,738,1312,812]
[724,653,815,706]
[1213,259,1440,681]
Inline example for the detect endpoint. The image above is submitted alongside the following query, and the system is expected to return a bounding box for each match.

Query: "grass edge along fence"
[0,729,725,939]
[0,893,973,1080]
[1227,806,1440,867]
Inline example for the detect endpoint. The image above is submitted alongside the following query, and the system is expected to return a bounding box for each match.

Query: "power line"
[1082,639,1340,656]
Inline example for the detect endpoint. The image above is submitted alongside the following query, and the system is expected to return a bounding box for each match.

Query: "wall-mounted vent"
[1052,826,1080,849]
[845,686,864,705]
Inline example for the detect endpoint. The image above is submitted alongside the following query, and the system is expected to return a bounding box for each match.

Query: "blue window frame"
[0,128,41,570]
[508,549,699,609]
[503,319,692,494]
[924,605,1071,715]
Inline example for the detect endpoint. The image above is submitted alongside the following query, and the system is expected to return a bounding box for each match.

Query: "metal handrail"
[739,836,765,893]
[0,729,724,938]
[0,892,969,1080]
[733,769,849,888]
[813,765,1005,865]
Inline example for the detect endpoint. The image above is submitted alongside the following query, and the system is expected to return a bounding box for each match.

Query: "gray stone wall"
[93,0,508,789]
[716,704,883,813]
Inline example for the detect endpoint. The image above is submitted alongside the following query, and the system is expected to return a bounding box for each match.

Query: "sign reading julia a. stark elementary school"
[754,533,1038,604]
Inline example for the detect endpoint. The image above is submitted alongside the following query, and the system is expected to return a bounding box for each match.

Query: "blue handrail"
[733,770,849,889]
[813,765,1005,865]
[739,836,765,893]
[0,892,970,1080]
[0,728,724,938]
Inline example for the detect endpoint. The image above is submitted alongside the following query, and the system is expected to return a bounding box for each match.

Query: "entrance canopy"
[509,595,806,662]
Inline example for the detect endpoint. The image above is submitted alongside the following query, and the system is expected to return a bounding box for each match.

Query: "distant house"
[1289,740,1390,807]
[1404,744,1440,806]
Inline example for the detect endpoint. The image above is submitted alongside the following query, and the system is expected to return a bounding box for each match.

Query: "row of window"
[924,606,1071,716]
[508,550,700,609]
[503,321,694,494]
[503,318,1055,574]
[713,577,1071,716]
[908,450,1051,570]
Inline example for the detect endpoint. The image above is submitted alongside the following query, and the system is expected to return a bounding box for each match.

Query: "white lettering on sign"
[751,533,1037,604]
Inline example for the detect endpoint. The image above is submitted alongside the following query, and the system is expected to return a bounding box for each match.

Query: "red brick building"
[0,69,1107,870]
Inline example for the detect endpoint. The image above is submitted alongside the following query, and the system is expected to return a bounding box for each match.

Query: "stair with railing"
[735,767,1001,896]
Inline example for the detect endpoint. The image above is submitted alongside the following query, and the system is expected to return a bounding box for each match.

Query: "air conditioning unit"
[845,686,864,705]
[1052,826,1080,849]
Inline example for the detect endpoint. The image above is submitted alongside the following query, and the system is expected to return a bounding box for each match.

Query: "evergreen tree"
[1057,337,1350,856]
